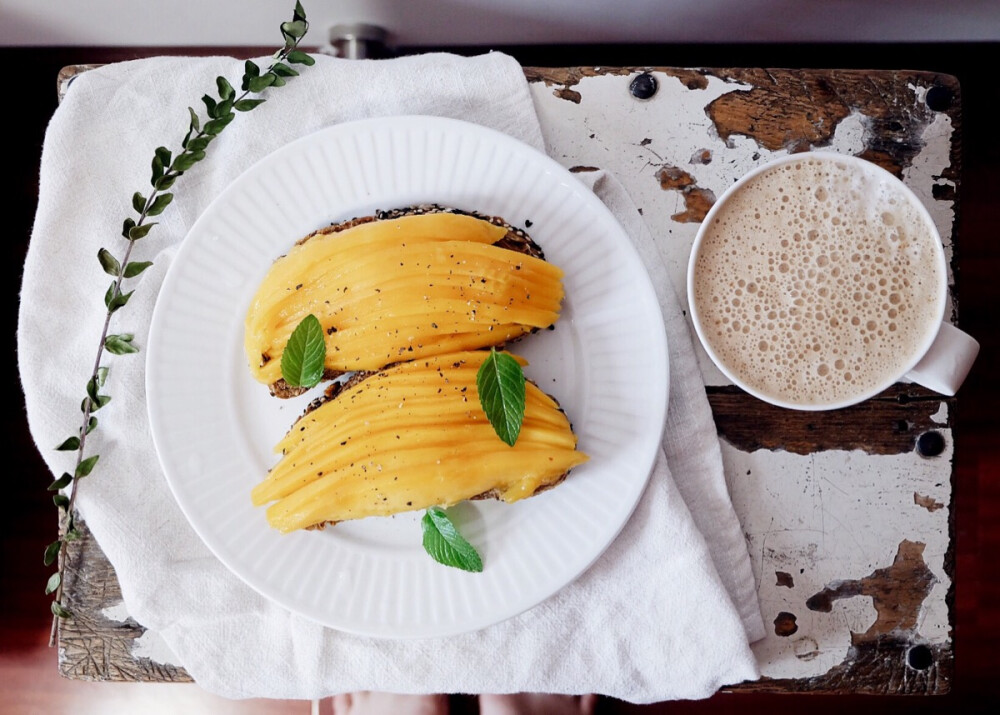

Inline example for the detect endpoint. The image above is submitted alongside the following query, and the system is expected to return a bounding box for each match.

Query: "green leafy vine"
[46,2,315,643]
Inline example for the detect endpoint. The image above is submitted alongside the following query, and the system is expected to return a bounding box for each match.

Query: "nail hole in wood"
[906,643,933,670]
[629,73,658,100]
[925,86,953,112]
[916,430,945,458]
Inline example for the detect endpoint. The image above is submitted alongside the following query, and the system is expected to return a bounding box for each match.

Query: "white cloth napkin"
[19,52,763,702]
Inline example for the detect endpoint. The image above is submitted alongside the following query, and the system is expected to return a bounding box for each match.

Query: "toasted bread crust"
[268,205,544,398]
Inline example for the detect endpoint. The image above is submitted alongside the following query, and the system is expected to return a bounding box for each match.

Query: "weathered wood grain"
[708,385,953,456]
[57,513,191,681]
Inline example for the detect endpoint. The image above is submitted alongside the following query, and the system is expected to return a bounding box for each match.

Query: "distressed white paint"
[101,601,130,623]
[721,440,952,679]
[101,600,184,666]
[132,629,184,666]
[530,70,955,680]
[931,402,949,424]
[824,110,868,157]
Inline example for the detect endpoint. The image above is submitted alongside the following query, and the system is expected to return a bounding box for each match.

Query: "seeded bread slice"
[268,205,545,398]
[297,370,572,530]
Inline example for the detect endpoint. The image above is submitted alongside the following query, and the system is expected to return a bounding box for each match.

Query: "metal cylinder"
[328,23,389,59]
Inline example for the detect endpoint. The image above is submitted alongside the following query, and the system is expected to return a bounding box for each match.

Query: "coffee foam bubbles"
[692,157,944,406]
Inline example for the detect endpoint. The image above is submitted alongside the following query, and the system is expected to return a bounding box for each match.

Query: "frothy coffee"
[691,156,944,407]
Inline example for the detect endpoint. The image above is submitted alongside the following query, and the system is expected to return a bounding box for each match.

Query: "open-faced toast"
[251,351,588,533]
[244,206,563,398]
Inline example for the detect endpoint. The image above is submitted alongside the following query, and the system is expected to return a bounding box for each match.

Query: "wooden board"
[55,64,961,694]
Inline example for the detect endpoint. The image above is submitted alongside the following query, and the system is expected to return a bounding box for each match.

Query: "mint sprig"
[421,507,484,572]
[476,348,526,446]
[281,314,326,388]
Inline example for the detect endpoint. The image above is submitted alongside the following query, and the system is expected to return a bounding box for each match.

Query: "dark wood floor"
[4,44,998,713]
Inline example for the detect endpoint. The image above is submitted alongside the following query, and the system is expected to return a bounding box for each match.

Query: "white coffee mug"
[687,152,979,411]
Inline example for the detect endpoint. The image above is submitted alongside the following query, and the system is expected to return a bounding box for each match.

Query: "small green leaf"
[421,507,483,572]
[86,375,99,401]
[287,50,315,66]
[216,76,235,100]
[92,394,111,410]
[45,572,61,595]
[248,73,276,93]
[155,146,172,168]
[55,436,80,452]
[269,74,286,88]
[123,261,153,278]
[43,540,61,566]
[105,334,139,355]
[146,193,173,217]
[155,173,177,191]
[128,223,156,241]
[203,113,235,135]
[476,348,526,446]
[272,62,298,77]
[202,93,218,118]
[188,106,200,131]
[281,19,307,39]
[53,493,70,509]
[293,1,307,22]
[51,600,72,619]
[242,60,261,90]
[86,416,98,435]
[65,528,82,542]
[104,281,116,308]
[122,217,136,239]
[234,98,266,112]
[132,191,146,214]
[151,155,164,185]
[98,248,121,277]
[172,152,200,172]
[97,366,109,386]
[48,474,72,491]
[281,314,326,388]
[186,135,212,152]
[108,289,134,313]
[76,454,99,478]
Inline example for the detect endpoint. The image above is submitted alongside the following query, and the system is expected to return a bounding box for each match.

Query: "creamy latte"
[690,156,944,407]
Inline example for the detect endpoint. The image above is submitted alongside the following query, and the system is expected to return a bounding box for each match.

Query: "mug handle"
[904,321,980,396]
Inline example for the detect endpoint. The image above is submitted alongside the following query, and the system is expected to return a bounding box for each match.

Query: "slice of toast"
[252,351,588,533]
[246,205,558,398]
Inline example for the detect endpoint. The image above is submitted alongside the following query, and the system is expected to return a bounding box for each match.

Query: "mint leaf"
[421,507,483,572]
[281,314,326,387]
[476,348,526,446]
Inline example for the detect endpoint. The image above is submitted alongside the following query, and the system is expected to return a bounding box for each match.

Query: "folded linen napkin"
[19,52,763,702]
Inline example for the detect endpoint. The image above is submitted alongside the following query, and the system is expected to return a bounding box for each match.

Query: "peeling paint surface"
[532,68,956,687]
[132,629,183,666]
[721,440,952,679]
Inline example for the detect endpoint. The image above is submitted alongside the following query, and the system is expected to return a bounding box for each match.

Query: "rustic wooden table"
[56,63,960,695]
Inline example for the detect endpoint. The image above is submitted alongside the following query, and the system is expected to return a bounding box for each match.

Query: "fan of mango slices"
[244,210,588,567]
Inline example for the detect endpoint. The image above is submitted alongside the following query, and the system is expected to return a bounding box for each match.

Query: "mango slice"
[244,212,564,385]
[252,351,588,533]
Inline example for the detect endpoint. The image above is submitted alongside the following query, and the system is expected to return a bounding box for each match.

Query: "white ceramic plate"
[146,116,668,639]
